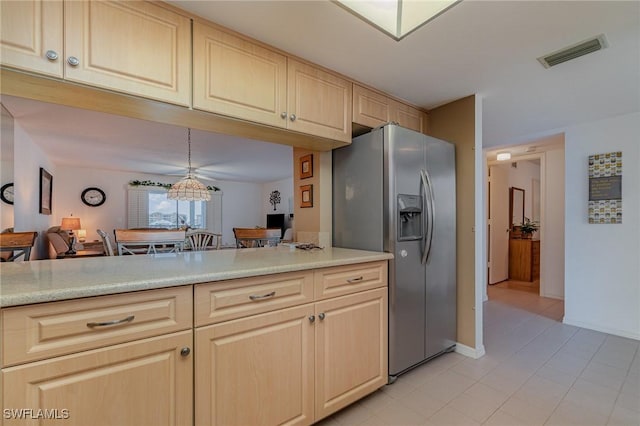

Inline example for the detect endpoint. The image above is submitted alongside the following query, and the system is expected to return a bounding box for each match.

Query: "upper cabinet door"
[0,0,63,77]
[287,60,352,143]
[391,99,428,134]
[64,1,191,106]
[352,84,391,129]
[193,22,288,128]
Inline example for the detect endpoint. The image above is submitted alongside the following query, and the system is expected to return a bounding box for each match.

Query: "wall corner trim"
[455,342,486,359]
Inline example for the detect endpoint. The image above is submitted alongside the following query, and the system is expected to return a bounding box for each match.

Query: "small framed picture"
[39,167,53,215]
[300,184,313,208]
[300,154,313,179]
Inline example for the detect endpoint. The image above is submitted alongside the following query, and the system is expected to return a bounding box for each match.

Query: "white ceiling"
[3,1,639,182]
[1,95,293,183]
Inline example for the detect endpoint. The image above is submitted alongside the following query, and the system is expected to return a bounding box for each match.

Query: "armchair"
[47,226,73,258]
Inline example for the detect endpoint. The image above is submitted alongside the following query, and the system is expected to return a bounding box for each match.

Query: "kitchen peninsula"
[0,247,391,426]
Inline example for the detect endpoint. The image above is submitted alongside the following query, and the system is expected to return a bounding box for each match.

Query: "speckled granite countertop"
[0,247,392,308]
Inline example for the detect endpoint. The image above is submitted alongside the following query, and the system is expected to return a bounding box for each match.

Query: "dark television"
[266,213,286,237]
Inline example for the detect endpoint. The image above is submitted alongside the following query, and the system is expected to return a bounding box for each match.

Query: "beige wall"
[292,147,332,247]
[427,95,477,349]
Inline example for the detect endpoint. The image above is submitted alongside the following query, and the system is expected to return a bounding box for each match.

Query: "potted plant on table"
[519,217,538,239]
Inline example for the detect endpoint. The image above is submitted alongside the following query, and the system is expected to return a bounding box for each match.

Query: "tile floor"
[318,285,640,425]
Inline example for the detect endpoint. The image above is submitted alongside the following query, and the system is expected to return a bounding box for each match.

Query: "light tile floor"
[318,285,640,425]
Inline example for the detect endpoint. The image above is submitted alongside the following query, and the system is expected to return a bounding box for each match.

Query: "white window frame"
[127,186,222,233]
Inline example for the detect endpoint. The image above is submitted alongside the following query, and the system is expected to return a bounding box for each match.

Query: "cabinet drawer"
[195,271,314,326]
[2,330,193,426]
[1,286,192,367]
[314,261,388,300]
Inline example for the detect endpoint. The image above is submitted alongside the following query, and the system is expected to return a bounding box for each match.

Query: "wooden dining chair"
[97,229,116,256]
[0,231,38,262]
[114,229,186,255]
[186,230,222,251]
[233,228,281,248]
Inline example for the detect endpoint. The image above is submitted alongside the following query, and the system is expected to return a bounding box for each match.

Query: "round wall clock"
[81,187,106,207]
[1,182,14,205]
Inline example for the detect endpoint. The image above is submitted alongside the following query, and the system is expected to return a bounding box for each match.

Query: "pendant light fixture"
[167,128,211,201]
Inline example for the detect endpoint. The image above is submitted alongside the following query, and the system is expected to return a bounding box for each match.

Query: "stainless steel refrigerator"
[333,124,456,381]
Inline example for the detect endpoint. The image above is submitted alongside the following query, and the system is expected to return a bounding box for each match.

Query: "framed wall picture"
[300,184,313,208]
[300,154,313,179]
[39,167,52,215]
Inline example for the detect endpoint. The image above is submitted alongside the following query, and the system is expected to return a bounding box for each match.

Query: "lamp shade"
[167,175,211,201]
[61,217,81,231]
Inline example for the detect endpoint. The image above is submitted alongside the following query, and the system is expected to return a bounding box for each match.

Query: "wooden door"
[314,288,388,421]
[64,1,191,106]
[390,100,427,133]
[195,304,314,426]
[193,22,288,128]
[287,59,352,142]
[2,331,193,426]
[352,84,390,128]
[0,0,63,77]
[489,164,510,284]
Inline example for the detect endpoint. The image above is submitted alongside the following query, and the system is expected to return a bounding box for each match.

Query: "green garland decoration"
[129,180,219,191]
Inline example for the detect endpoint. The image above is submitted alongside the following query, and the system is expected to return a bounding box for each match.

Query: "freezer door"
[386,125,428,376]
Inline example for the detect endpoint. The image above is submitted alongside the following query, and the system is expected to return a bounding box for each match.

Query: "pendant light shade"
[167,129,211,201]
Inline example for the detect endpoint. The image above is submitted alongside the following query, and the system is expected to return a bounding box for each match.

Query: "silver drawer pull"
[87,315,135,328]
[347,276,364,283]
[249,291,276,301]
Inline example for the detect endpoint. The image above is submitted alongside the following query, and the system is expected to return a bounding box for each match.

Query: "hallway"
[489,280,564,322]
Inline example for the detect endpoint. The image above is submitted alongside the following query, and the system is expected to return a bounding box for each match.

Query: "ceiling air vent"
[538,34,608,68]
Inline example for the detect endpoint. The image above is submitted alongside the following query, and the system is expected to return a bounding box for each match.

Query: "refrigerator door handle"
[420,169,435,265]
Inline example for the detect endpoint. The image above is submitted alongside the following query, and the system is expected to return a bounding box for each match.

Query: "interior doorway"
[488,159,542,293]
[484,134,566,310]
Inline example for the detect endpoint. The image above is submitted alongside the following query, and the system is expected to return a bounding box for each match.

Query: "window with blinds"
[127,187,222,232]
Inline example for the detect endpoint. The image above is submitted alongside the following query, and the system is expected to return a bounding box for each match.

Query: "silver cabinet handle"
[87,315,135,328]
[281,112,287,119]
[347,276,364,283]
[180,347,191,357]
[318,313,325,321]
[45,50,58,61]
[289,114,296,121]
[309,315,315,323]
[67,56,80,66]
[249,291,276,301]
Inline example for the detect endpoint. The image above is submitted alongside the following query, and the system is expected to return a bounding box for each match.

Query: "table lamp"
[61,215,81,254]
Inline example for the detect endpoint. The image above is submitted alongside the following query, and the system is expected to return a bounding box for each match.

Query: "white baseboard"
[563,317,640,341]
[455,342,486,359]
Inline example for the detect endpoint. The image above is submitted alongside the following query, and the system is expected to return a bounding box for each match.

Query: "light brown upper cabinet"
[0,0,64,77]
[287,59,352,142]
[352,83,428,134]
[352,83,392,128]
[1,1,191,106]
[194,21,352,143]
[193,22,288,128]
[391,99,428,133]
[64,1,191,106]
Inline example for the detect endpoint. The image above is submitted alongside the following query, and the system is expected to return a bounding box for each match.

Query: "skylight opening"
[334,0,461,41]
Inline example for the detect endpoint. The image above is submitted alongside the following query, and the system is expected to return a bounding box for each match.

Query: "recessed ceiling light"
[334,0,461,41]
[497,152,511,161]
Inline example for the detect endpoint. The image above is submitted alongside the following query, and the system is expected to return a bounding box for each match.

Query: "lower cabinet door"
[314,287,388,421]
[196,304,315,426]
[2,330,193,426]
